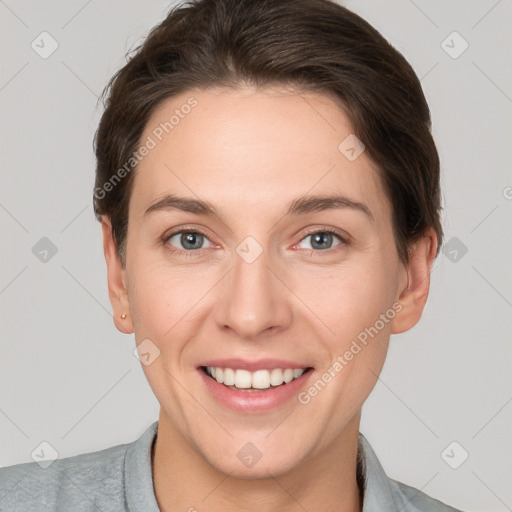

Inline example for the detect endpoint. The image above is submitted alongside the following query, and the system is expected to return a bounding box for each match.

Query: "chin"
[197,436,310,480]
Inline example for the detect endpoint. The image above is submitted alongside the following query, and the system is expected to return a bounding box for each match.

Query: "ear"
[101,216,133,334]
[390,228,438,335]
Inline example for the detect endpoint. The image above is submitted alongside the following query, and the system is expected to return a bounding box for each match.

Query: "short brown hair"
[93,0,443,267]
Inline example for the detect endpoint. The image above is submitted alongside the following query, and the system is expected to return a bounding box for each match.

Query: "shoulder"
[357,433,465,512]
[0,442,129,512]
[388,478,465,512]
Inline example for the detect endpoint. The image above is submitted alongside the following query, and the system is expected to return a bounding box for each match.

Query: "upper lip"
[199,358,312,372]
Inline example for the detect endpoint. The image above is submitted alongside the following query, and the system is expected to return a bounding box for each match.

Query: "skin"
[101,86,437,512]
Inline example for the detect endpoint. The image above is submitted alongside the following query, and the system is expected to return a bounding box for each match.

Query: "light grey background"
[1,1,511,510]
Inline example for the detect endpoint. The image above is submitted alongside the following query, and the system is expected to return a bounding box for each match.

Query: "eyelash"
[162,227,348,258]
[298,228,347,257]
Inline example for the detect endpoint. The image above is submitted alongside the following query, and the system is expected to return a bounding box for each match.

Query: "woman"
[0,0,464,510]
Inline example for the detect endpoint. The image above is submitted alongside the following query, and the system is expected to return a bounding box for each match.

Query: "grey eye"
[298,231,343,251]
[168,231,212,250]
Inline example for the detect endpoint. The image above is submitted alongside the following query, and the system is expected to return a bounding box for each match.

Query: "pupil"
[311,232,332,250]
[182,232,203,250]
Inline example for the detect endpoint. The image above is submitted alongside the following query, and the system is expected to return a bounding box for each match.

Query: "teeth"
[292,368,303,379]
[205,366,306,390]
[252,370,270,389]
[283,369,294,383]
[223,368,235,385]
[270,368,284,386]
[234,369,252,389]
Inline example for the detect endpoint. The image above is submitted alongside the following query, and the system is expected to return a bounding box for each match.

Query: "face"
[106,86,419,478]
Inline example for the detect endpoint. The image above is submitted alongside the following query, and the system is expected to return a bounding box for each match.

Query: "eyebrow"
[144,193,374,223]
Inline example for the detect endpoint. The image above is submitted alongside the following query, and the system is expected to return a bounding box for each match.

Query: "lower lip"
[198,368,314,414]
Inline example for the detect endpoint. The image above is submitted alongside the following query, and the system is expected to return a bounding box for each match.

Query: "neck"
[152,411,363,512]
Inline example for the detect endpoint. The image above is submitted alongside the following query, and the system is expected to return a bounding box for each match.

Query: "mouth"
[200,365,314,392]
[197,358,315,412]
[197,362,315,413]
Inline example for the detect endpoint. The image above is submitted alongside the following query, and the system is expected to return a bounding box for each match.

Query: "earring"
[121,313,127,319]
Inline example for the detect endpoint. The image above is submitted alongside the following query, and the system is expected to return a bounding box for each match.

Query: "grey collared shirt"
[0,421,463,511]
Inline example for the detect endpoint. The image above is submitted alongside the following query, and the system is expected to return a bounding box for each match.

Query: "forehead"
[130,86,391,225]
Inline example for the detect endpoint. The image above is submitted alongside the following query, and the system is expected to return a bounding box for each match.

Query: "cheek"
[126,250,216,350]
[326,260,397,391]
[294,257,396,342]
[130,271,200,337]
[127,266,209,394]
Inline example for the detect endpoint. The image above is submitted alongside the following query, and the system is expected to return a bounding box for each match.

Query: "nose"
[213,246,293,340]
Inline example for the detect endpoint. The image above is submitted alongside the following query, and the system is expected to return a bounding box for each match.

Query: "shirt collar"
[357,432,405,510]
[125,421,160,512]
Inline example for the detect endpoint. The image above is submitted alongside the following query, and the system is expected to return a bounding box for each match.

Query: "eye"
[296,229,346,252]
[162,227,347,257]
[165,230,214,253]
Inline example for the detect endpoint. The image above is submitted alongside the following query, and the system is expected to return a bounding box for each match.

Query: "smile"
[198,358,315,413]
[203,366,307,390]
